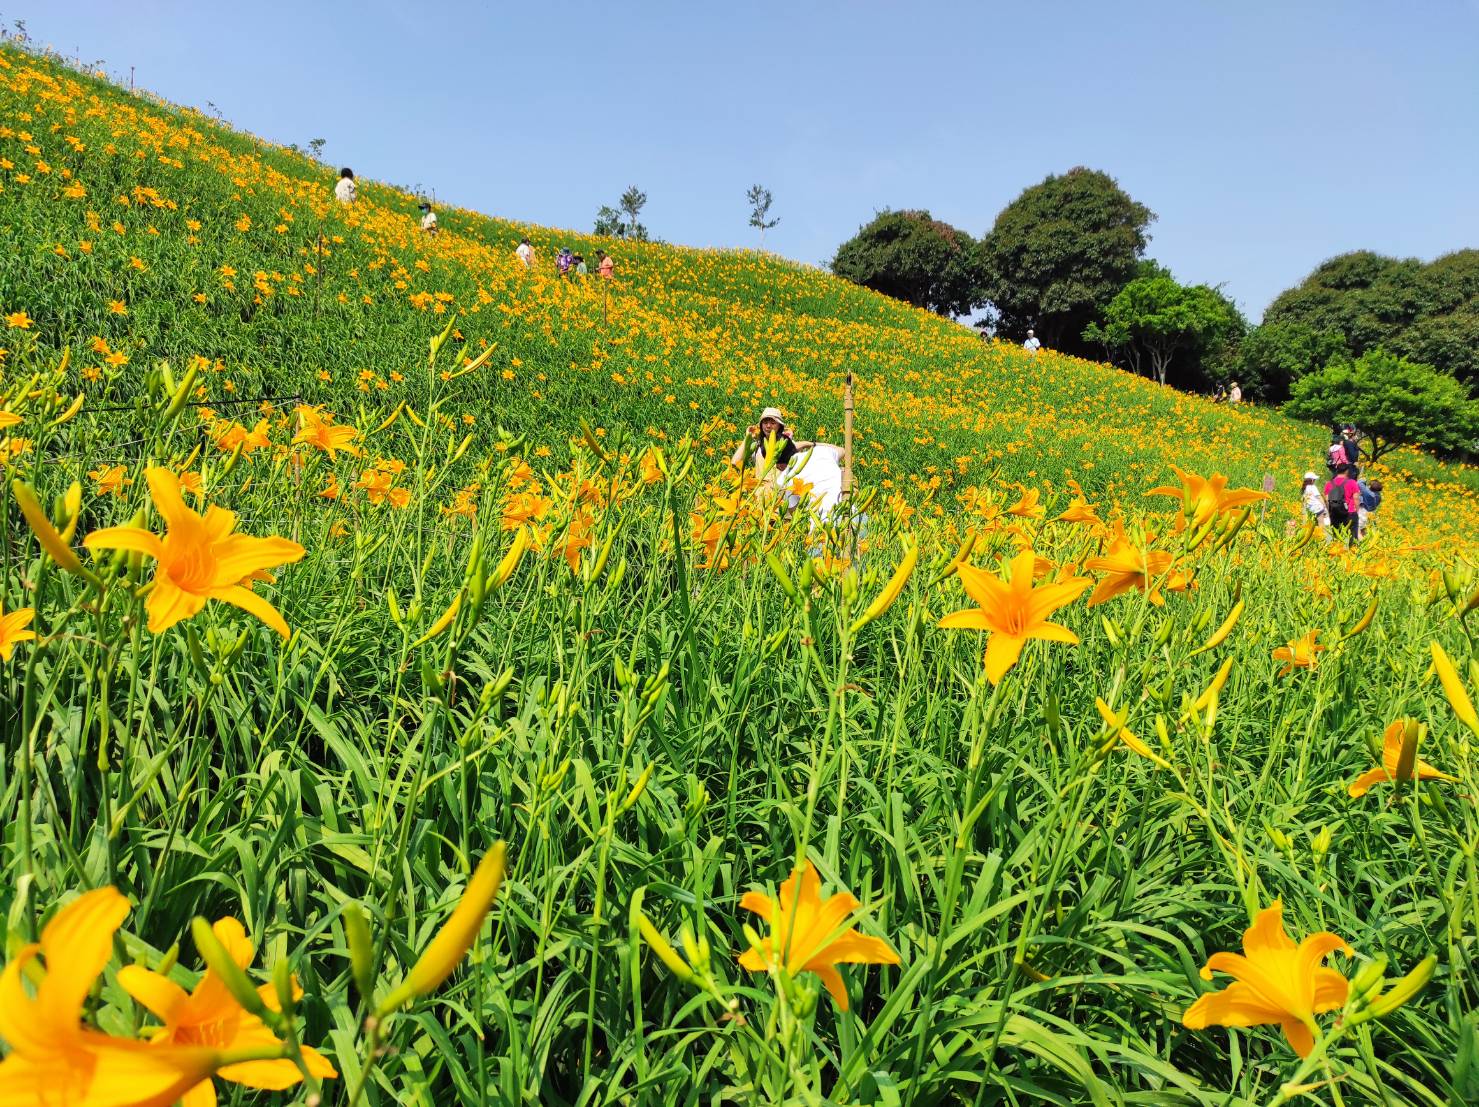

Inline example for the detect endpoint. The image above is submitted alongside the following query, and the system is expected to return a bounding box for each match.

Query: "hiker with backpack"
[1324,464,1362,545]
[1326,432,1346,474]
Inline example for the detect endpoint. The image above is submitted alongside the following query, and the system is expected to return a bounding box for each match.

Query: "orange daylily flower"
[1084,525,1189,607]
[939,547,1090,684]
[1182,899,1351,1057]
[1272,630,1325,676]
[292,405,359,459]
[89,463,131,497]
[1147,466,1268,532]
[0,598,37,661]
[738,860,900,1010]
[0,888,222,1105]
[1005,486,1045,520]
[502,490,552,530]
[83,467,305,637]
[118,918,336,1107]
[1347,719,1457,797]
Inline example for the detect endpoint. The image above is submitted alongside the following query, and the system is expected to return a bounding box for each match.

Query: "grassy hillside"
[2,45,1479,1107]
[1,47,1475,546]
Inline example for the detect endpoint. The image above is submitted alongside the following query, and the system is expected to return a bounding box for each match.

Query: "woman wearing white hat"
[732,406,815,505]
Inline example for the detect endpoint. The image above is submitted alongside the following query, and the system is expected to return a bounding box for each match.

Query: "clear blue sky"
[17,0,1479,318]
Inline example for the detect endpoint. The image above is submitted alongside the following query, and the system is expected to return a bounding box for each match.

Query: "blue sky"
[18,1,1479,317]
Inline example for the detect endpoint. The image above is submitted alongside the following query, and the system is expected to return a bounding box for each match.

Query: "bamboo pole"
[842,371,854,499]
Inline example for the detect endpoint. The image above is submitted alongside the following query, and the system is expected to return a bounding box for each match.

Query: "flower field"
[2,44,1479,1106]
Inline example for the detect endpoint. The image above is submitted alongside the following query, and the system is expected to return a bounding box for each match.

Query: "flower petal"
[209,585,290,638]
[83,526,165,561]
[38,887,130,1034]
[117,965,190,1024]
[984,632,1026,685]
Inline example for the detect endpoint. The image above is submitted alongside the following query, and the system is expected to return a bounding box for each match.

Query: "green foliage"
[1083,271,1244,386]
[1284,349,1479,461]
[746,183,778,243]
[1235,320,1347,402]
[594,186,650,240]
[979,167,1154,353]
[830,209,984,317]
[1257,248,1479,391]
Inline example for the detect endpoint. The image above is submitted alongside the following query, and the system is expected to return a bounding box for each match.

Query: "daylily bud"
[12,479,88,578]
[1431,642,1479,736]
[192,916,275,1025]
[849,536,918,633]
[620,763,654,813]
[766,551,799,605]
[1394,718,1424,785]
[634,901,695,984]
[1191,600,1244,656]
[342,903,376,1003]
[1368,954,1437,1018]
[1349,954,1389,1002]
[377,842,507,1017]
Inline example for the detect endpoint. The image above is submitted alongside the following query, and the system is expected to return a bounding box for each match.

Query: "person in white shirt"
[1300,471,1330,530]
[515,238,534,268]
[334,167,356,204]
[1228,380,1243,404]
[419,202,438,235]
[1023,329,1041,355]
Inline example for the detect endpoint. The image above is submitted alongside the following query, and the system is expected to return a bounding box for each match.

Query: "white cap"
[1303,471,1318,481]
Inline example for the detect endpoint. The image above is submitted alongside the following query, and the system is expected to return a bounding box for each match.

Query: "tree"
[620,186,649,241]
[308,137,326,161]
[747,184,779,248]
[593,186,650,241]
[1284,350,1479,462]
[830,210,985,318]
[1083,273,1243,385]
[978,167,1155,354]
[1258,249,1479,393]
[594,206,624,238]
[1235,320,1346,402]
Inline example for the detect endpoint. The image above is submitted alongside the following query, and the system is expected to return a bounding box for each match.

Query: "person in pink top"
[1323,464,1361,545]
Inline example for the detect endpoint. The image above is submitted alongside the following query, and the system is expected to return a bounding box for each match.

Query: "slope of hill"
[4,45,1479,1107]
[2,46,1475,547]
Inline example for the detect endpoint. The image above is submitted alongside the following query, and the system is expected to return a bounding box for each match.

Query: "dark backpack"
[1326,479,1351,522]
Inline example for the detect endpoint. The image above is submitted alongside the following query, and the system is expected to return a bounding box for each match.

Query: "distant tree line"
[829,167,1478,459]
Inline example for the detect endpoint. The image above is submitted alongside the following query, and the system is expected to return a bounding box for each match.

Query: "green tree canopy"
[830,209,985,317]
[978,167,1154,354]
[1249,249,1479,393]
[1233,320,1346,402]
[1083,272,1244,386]
[1283,350,1479,462]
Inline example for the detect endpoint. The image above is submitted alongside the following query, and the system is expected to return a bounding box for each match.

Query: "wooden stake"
[842,371,854,499]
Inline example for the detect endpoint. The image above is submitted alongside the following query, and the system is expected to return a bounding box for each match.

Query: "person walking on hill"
[1354,467,1383,539]
[419,202,439,235]
[1341,425,1361,468]
[516,238,534,268]
[597,250,615,279]
[1023,329,1041,356]
[1326,432,1346,474]
[1324,464,1361,546]
[1301,471,1331,531]
[334,167,356,204]
[574,254,588,276]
